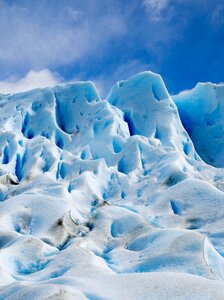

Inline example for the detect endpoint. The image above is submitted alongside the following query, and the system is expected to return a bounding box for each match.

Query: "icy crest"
[0,72,224,299]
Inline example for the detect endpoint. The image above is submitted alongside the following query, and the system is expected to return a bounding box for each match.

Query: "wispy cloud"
[0,1,126,76]
[211,4,224,25]
[0,69,60,94]
[143,0,169,21]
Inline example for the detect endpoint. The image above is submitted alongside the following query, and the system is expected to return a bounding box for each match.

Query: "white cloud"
[0,69,60,94]
[143,0,169,21]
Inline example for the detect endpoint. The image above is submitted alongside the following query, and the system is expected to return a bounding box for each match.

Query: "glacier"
[0,71,224,299]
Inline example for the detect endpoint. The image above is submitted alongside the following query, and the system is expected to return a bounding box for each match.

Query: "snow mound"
[0,72,224,299]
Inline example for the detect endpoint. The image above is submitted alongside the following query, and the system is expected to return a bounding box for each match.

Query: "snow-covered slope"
[0,71,224,299]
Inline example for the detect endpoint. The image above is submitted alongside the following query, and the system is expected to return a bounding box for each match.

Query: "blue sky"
[0,0,224,96]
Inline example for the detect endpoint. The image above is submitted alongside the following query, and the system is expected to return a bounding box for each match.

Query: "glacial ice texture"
[0,72,224,299]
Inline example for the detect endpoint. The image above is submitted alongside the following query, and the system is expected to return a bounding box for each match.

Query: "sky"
[0,0,224,97]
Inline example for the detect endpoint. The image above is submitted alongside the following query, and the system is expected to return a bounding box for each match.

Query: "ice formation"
[0,71,224,299]
[174,83,224,168]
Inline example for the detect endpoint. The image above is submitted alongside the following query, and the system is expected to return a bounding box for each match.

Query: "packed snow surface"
[0,71,224,299]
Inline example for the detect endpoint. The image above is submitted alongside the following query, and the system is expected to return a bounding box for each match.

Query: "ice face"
[173,82,224,168]
[0,72,224,299]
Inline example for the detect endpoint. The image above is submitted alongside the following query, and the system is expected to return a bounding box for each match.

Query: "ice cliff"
[0,71,224,299]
